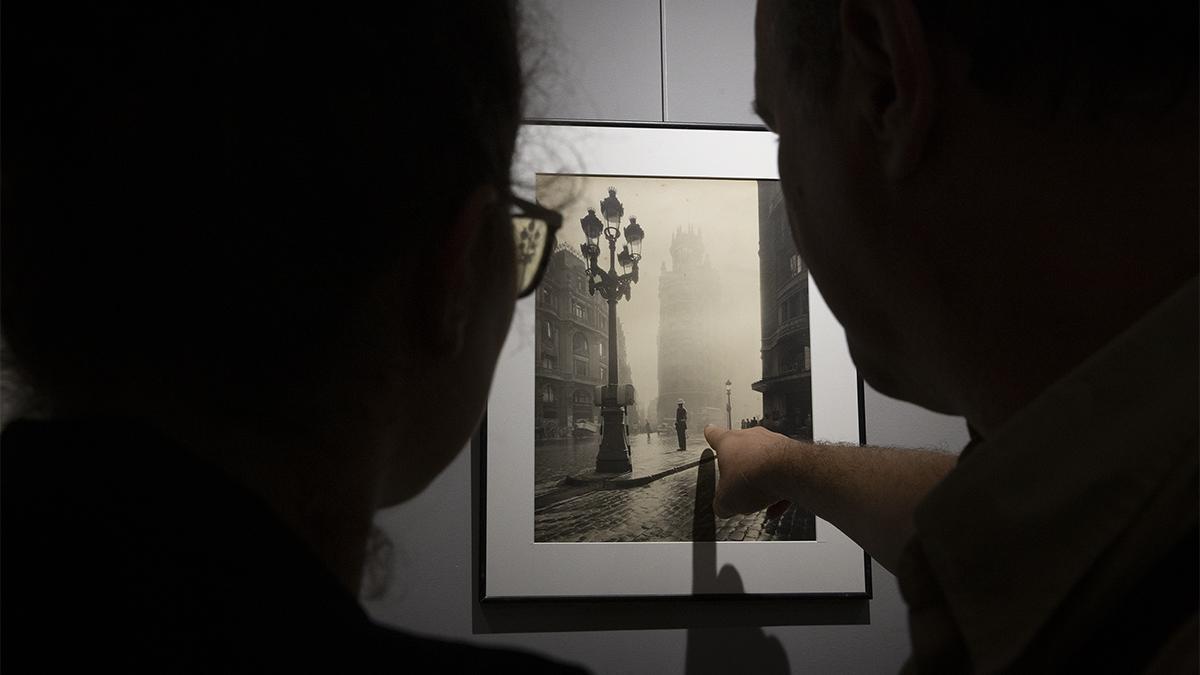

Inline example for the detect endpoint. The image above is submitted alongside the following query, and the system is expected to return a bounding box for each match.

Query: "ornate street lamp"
[579,187,645,473]
[624,217,644,258]
[600,187,624,230]
[725,379,733,430]
[623,216,644,283]
[617,246,633,281]
[579,209,604,294]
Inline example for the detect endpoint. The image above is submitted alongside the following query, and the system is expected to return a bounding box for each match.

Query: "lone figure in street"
[674,399,688,451]
[645,420,652,442]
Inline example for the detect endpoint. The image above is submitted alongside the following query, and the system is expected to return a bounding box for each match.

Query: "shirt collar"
[911,277,1198,671]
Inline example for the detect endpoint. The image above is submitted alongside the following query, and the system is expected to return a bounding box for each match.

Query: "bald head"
[757,0,1197,119]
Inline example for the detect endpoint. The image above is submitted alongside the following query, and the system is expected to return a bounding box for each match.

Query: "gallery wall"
[365,2,971,673]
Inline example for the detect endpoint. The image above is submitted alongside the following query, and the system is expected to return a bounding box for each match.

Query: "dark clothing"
[1,418,587,673]
[897,278,1198,674]
[675,406,688,449]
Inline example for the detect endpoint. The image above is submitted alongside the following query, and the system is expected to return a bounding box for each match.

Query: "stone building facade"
[656,227,725,427]
[534,244,634,441]
[751,182,813,439]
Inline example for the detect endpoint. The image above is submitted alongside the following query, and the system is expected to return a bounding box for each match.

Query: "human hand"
[703,424,794,519]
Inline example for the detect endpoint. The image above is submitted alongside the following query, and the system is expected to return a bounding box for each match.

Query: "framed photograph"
[482,124,867,600]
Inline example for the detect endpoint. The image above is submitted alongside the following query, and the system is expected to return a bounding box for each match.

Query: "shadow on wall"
[685,447,790,674]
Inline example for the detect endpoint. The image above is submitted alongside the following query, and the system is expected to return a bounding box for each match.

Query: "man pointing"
[707,0,1197,671]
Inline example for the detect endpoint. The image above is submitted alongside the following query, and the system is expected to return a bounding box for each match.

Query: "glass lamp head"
[624,216,644,258]
[580,208,604,248]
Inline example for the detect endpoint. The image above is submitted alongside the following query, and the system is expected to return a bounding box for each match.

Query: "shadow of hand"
[685,448,790,675]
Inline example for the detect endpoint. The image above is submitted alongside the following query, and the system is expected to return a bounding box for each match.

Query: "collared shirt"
[898,278,1199,674]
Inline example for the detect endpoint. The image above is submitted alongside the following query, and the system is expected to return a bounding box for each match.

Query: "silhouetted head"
[754,0,1198,429]
[3,2,526,502]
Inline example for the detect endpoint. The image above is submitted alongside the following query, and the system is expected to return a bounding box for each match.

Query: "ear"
[839,0,934,178]
[430,184,499,356]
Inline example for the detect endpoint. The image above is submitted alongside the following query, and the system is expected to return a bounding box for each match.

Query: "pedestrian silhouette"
[675,399,688,451]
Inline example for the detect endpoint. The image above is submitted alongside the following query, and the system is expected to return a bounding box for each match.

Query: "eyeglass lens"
[513,216,549,296]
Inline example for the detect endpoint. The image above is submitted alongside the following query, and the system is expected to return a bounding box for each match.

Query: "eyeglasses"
[510,195,563,298]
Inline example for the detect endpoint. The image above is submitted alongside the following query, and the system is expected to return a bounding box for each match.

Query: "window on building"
[572,301,586,320]
[574,358,589,377]
[541,354,557,370]
[780,292,807,323]
[790,293,805,320]
[790,254,804,276]
[541,384,556,403]
[572,390,591,405]
[598,341,605,358]
[599,365,607,381]
[572,332,588,356]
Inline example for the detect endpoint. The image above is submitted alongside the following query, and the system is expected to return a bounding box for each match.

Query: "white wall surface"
[521,0,664,122]
[365,2,971,672]
[863,384,971,452]
[662,0,759,124]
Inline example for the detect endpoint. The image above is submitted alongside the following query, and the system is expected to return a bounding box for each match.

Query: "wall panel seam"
[659,0,667,122]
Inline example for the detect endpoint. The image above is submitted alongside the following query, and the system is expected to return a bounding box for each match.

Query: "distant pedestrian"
[645,420,652,442]
[674,399,688,451]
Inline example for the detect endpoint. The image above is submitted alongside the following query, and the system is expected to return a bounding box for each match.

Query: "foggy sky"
[538,174,766,424]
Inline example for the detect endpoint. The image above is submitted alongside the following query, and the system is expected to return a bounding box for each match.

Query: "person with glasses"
[511,196,566,299]
[1,2,581,671]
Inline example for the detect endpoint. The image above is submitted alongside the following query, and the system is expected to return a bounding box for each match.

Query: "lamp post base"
[594,403,631,473]
[595,457,632,473]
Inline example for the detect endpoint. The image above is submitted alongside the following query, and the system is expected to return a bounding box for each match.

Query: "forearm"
[773,440,957,573]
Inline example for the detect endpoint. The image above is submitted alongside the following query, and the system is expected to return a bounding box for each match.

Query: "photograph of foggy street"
[530,175,816,543]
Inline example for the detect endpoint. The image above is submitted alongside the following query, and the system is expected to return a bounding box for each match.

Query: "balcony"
[751,368,811,394]
[761,316,808,350]
[536,301,561,320]
[536,365,574,382]
[774,272,806,301]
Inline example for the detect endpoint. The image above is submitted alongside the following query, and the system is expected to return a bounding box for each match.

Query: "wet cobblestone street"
[534,442,816,542]
[534,431,707,497]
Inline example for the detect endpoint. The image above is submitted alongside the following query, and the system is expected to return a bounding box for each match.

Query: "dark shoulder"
[2,419,590,673]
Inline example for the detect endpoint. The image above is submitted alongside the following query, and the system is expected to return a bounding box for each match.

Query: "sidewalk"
[534,433,711,510]
[567,435,709,485]
[534,430,708,497]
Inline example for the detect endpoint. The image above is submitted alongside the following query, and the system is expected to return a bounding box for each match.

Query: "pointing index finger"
[703,423,729,452]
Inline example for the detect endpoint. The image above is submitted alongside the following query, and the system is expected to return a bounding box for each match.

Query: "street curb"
[563,450,715,489]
